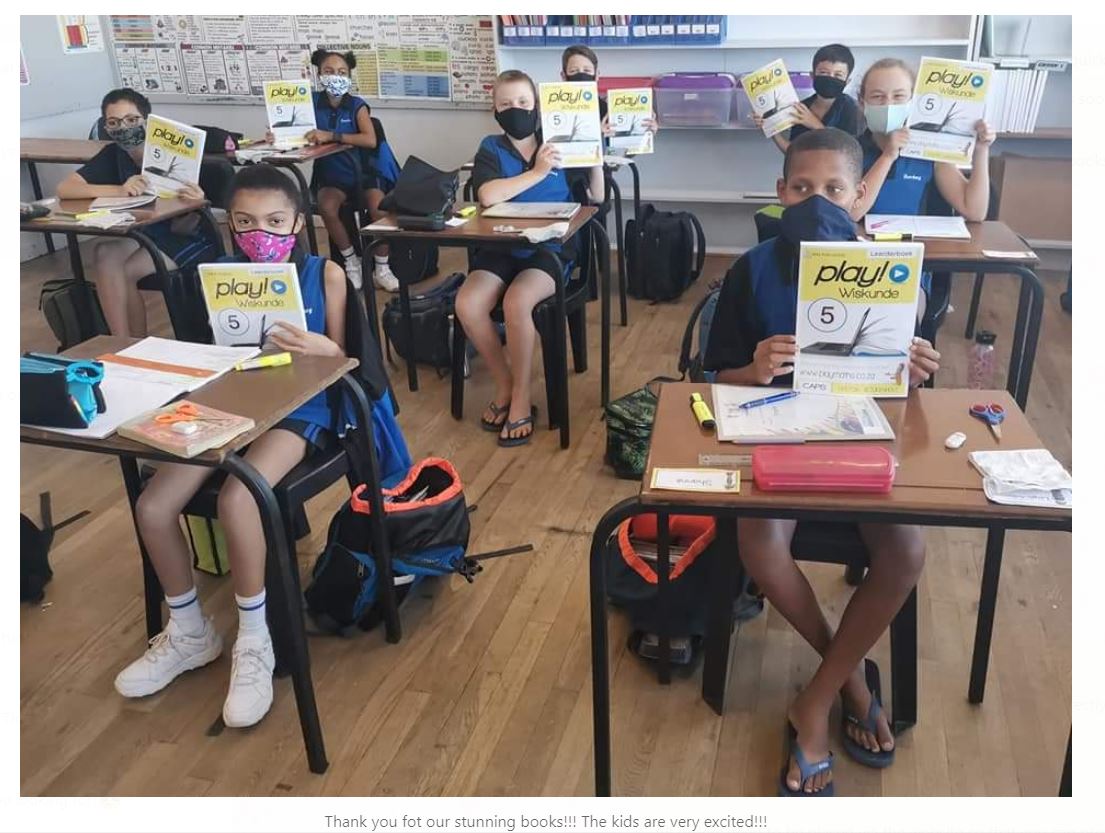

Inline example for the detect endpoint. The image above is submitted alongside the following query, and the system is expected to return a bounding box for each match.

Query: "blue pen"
[739,390,799,411]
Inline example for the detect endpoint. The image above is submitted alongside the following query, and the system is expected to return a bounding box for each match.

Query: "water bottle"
[968,330,997,390]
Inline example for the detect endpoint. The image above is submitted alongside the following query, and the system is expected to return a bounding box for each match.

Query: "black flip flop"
[480,400,511,432]
[842,658,895,768]
[498,407,537,448]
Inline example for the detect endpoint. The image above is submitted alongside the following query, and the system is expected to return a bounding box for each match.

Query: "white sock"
[340,246,357,260]
[374,254,389,267]
[166,587,205,637]
[235,590,268,638]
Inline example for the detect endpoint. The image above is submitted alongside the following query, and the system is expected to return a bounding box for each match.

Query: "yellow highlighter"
[236,352,292,372]
[690,392,716,430]
[457,205,478,218]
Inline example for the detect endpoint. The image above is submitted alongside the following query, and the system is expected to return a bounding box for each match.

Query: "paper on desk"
[711,385,895,443]
[79,212,134,229]
[105,337,259,392]
[520,222,570,244]
[445,216,469,228]
[864,215,970,239]
[969,448,1072,509]
[651,468,741,494]
[362,219,399,232]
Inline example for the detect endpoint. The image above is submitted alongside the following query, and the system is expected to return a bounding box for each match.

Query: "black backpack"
[21,493,89,603]
[39,279,110,351]
[625,205,706,302]
[382,272,465,374]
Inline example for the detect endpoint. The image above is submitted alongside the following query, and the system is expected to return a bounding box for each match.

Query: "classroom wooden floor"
[19,241,1072,797]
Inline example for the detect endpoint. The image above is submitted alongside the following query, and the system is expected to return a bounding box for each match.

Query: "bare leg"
[216,429,308,597]
[500,268,555,441]
[365,188,388,258]
[121,246,178,338]
[317,186,351,253]
[91,238,142,337]
[454,270,510,426]
[135,463,218,596]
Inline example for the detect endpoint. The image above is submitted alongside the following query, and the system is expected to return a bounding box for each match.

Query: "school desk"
[21,138,110,255]
[22,197,224,343]
[20,335,396,776]
[227,142,357,257]
[916,220,1043,410]
[361,205,612,410]
[586,382,1071,796]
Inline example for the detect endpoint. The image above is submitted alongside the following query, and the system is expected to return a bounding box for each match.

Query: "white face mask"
[321,74,351,97]
[865,102,911,134]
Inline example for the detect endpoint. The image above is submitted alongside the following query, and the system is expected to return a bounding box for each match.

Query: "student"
[560,44,658,138]
[307,48,400,292]
[114,164,353,728]
[56,88,215,338]
[457,70,603,447]
[703,129,941,796]
[852,57,995,221]
[762,44,860,154]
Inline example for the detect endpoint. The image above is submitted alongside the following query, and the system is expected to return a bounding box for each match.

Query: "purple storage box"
[654,72,738,127]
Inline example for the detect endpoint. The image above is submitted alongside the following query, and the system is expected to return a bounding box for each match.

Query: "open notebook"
[711,385,895,444]
[481,202,581,220]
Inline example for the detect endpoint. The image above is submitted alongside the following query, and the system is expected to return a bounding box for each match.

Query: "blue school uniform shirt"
[789,93,860,142]
[312,92,400,192]
[470,133,581,263]
[859,129,934,216]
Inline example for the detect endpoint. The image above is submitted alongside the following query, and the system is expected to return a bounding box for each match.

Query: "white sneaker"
[373,261,400,293]
[344,255,363,290]
[222,632,276,728]
[114,618,223,698]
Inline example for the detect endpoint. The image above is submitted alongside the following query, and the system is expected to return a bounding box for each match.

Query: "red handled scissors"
[969,402,1005,441]
[154,403,225,425]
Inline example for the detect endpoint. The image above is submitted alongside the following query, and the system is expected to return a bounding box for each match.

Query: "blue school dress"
[312,92,401,194]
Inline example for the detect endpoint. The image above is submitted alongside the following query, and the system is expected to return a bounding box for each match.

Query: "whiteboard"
[105,15,499,110]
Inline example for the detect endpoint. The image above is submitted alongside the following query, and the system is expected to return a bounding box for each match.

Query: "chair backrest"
[89,117,109,141]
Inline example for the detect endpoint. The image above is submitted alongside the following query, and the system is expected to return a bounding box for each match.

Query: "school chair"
[701,519,918,733]
[753,204,785,243]
[449,220,598,449]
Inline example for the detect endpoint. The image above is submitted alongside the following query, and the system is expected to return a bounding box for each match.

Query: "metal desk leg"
[398,273,419,392]
[590,220,612,407]
[890,586,918,734]
[1011,266,1045,410]
[65,233,87,282]
[221,453,328,775]
[608,177,628,326]
[118,457,164,640]
[969,525,1006,704]
[702,516,740,714]
[589,496,644,797]
[27,161,55,254]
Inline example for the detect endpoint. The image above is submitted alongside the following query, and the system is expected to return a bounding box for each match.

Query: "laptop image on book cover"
[802,307,872,356]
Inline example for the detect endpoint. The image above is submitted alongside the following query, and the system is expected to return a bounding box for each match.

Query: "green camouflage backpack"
[604,380,667,480]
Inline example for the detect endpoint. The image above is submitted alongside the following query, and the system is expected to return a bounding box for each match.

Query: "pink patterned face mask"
[233,229,297,263]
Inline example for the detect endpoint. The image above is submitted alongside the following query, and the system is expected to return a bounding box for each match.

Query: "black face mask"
[780,194,857,245]
[813,75,847,100]
[565,72,595,84]
[495,107,538,140]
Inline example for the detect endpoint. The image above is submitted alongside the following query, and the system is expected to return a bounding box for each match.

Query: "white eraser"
[172,421,199,436]
[945,431,967,450]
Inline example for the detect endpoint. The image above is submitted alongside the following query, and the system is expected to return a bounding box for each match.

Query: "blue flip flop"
[778,722,835,797]
[498,407,537,448]
[842,658,895,769]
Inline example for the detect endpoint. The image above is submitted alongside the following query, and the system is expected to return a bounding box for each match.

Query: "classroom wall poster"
[245,45,311,96]
[114,43,185,95]
[110,15,155,43]
[151,16,203,43]
[58,15,104,53]
[244,16,298,45]
[201,16,248,45]
[295,16,349,44]
[903,56,993,166]
[794,241,924,398]
[20,46,29,85]
[181,44,250,96]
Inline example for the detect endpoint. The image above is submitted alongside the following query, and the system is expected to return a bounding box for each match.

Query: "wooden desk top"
[362,204,598,245]
[21,137,109,164]
[229,142,351,165]
[918,221,1039,267]
[641,383,1070,524]
[20,337,357,465]
[21,197,210,235]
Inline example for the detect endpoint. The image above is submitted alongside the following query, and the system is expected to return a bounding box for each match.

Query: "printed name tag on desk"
[650,468,741,494]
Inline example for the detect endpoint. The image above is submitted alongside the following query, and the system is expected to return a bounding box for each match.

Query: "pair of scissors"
[969,402,1005,441]
[154,403,224,425]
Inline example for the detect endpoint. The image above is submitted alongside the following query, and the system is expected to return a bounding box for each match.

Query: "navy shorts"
[469,246,573,286]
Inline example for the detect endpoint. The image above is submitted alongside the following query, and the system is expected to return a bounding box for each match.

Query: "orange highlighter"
[690,392,715,430]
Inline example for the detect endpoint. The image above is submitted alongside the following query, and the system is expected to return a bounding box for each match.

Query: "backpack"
[604,379,666,480]
[625,205,706,302]
[382,272,465,374]
[39,279,110,351]
[304,458,473,634]
[677,282,722,383]
[388,239,440,285]
[21,493,89,603]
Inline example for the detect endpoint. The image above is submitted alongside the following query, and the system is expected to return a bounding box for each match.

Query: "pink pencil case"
[751,445,896,494]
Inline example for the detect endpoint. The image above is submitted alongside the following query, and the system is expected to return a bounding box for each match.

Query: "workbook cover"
[607,87,654,155]
[264,79,316,148]
[198,262,307,348]
[118,400,254,458]
[539,81,602,168]
[903,56,993,165]
[794,241,924,398]
[741,59,800,137]
[141,115,206,194]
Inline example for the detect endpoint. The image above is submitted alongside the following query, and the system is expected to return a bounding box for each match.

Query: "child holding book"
[852,57,995,220]
[457,70,603,447]
[761,44,860,153]
[56,88,215,337]
[703,128,941,796]
[114,164,353,728]
[560,44,658,138]
[300,49,401,292]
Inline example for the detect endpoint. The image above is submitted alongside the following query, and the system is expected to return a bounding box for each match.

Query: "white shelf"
[640,189,776,205]
[499,37,972,51]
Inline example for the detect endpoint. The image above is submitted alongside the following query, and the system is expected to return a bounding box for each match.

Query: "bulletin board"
[105,15,499,109]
